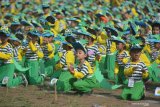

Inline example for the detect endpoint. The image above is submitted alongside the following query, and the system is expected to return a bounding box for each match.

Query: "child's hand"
[69,64,74,74]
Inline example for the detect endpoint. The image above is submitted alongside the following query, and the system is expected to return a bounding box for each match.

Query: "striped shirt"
[86,44,100,67]
[106,39,112,54]
[0,43,13,64]
[59,51,75,69]
[125,61,148,81]
[13,46,25,62]
[25,42,43,60]
[116,50,130,66]
[75,61,93,77]
[41,43,55,60]
[151,50,160,61]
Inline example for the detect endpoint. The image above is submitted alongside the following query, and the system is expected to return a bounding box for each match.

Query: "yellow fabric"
[0,52,12,60]
[97,36,106,45]
[142,72,149,79]
[17,49,23,61]
[143,44,151,54]
[55,63,63,70]
[58,52,63,58]
[140,52,151,66]
[131,8,138,16]
[50,27,58,37]
[47,43,54,52]
[29,41,37,52]
[54,19,67,33]
[48,52,54,59]
[40,36,43,45]
[37,51,44,58]
[73,61,93,79]
[110,42,117,53]
[114,62,119,74]
[66,51,75,68]
[122,58,129,64]
[124,67,134,76]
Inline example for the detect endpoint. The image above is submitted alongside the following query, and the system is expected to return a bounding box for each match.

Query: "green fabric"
[121,81,144,101]
[25,60,44,85]
[149,62,160,82]
[73,75,99,93]
[0,64,23,87]
[115,66,126,84]
[94,61,112,89]
[44,58,55,77]
[14,59,30,73]
[56,71,74,92]
[99,56,106,74]
[39,59,45,74]
[104,53,116,80]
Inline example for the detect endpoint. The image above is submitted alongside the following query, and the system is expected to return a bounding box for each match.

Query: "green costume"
[121,81,144,101]
[25,60,44,85]
[73,75,98,92]
[0,64,23,87]
[104,52,116,80]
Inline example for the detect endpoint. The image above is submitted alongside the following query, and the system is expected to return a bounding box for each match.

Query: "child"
[121,44,149,101]
[69,42,99,94]
[114,37,130,84]
[51,42,75,92]
[84,33,101,70]
[41,30,55,77]
[24,30,44,85]
[0,29,28,87]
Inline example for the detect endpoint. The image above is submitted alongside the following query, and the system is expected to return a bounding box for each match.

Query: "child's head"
[27,30,39,42]
[76,49,87,60]
[155,42,160,50]
[74,42,87,61]
[116,42,125,50]
[130,45,142,61]
[152,22,160,34]
[0,30,10,44]
[62,42,73,51]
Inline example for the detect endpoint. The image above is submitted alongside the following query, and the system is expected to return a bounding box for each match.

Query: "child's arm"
[0,52,12,60]
[69,65,85,79]
[66,51,75,68]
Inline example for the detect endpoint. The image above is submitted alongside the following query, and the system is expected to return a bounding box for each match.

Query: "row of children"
[0,0,160,101]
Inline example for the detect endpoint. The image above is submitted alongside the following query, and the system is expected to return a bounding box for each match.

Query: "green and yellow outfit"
[42,43,55,77]
[114,50,130,84]
[53,50,75,92]
[0,42,24,87]
[121,61,149,101]
[24,41,44,85]
[72,60,99,93]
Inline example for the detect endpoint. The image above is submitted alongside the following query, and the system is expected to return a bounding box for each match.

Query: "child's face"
[24,26,31,31]
[13,41,20,46]
[70,21,77,27]
[0,36,9,44]
[155,43,160,49]
[48,37,53,43]
[76,49,87,60]
[43,37,48,44]
[43,8,50,14]
[130,50,141,61]
[153,26,160,34]
[116,42,125,50]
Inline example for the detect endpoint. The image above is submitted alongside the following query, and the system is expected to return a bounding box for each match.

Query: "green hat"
[10,35,21,43]
[62,41,73,48]
[0,29,10,37]
[112,36,126,44]
[104,26,118,36]
[42,4,50,9]
[67,17,81,23]
[27,30,40,37]
[130,44,143,51]
[31,20,42,28]
[74,27,91,36]
[42,30,54,37]
[21,20,32,26]
[72,42,87,53]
